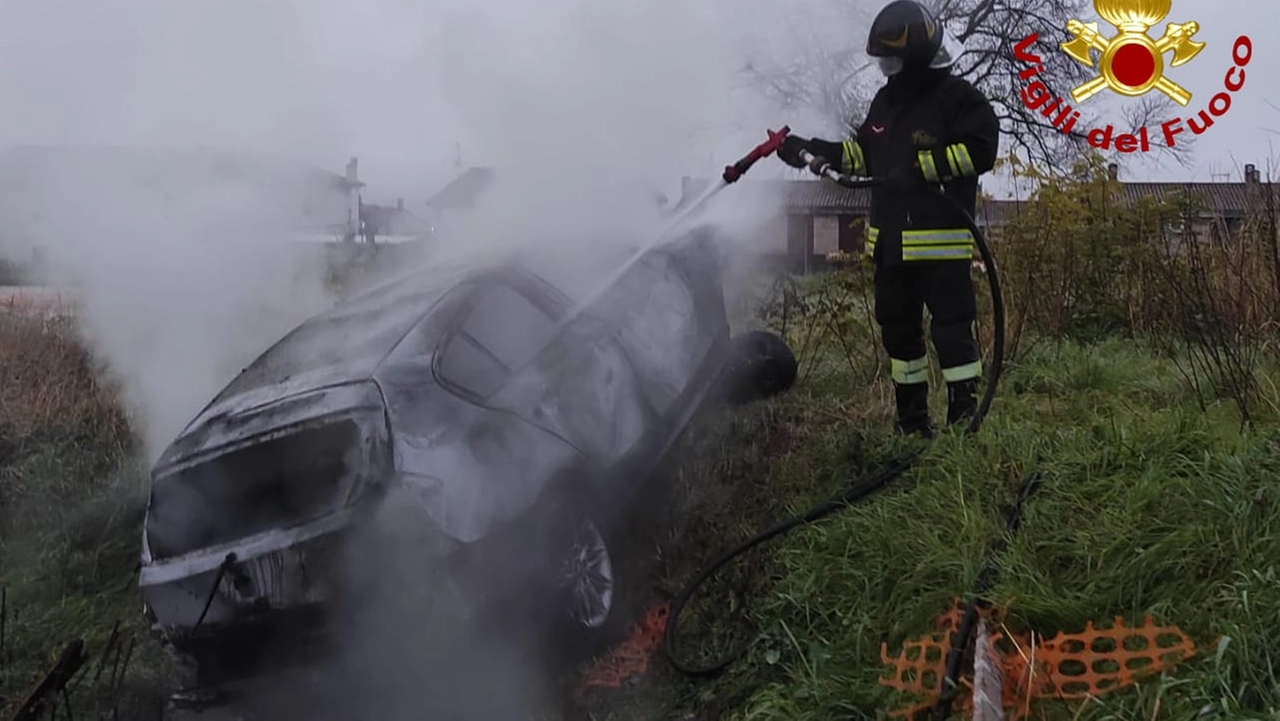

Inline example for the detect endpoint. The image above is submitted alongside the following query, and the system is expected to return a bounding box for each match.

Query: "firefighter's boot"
[894,382,934,438]
[946,379,979,427]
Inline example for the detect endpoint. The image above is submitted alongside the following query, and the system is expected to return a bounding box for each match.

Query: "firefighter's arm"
[807,136,869,177]
[916,86,1000,183]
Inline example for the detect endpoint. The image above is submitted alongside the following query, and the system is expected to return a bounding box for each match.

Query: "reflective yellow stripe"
[949,143,976,176]
[901,229,975,245]
[903,245,972,260]
[891,356,929,384]
[942,360,982,382]
[842,140,866,175]
[918,150,940,182]
[866,226,974,260]
[945,146,961,177]
[903,228,975,261]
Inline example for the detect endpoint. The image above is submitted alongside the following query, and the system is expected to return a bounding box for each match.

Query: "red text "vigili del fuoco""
[1012,32,1254,153]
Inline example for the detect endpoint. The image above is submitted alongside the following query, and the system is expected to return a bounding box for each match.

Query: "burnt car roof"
[177,239,657,439]
[192,266,463,421]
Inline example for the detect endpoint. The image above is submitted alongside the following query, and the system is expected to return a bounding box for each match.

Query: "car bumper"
[140,511,352,655]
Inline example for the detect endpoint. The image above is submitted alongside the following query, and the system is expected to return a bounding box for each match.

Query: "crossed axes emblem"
[1060,0,1205,106]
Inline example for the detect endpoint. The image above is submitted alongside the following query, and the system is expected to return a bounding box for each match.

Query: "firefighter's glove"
[886,164,925,193]
[778,136,811,169]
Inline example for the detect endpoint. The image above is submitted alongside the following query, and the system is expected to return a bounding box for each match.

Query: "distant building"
[358,197,427,243]
[675,161,1277,273]
[1104,161,1276,240]
[425,166,495,211]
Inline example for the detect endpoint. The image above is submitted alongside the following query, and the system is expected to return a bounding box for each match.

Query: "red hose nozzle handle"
[723,126,790,184]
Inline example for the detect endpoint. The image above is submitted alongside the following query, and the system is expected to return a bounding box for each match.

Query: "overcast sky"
[0,0,1271,203]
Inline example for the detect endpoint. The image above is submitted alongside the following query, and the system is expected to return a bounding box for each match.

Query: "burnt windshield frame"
[432,275,562,404]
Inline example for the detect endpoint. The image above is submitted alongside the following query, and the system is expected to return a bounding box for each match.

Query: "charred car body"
[138,225,797,688]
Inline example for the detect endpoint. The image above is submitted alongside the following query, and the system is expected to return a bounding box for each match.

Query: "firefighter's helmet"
[865,0,966,76]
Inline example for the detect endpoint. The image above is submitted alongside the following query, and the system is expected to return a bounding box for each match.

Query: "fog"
[0,0,874,717]
[0,0,867,461]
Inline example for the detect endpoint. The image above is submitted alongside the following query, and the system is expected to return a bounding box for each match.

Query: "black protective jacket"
[809,67,999,265]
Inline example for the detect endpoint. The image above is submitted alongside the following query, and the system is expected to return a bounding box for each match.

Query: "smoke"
[0,0,867,716]
[0,0,833,462]
[9,148,338,458]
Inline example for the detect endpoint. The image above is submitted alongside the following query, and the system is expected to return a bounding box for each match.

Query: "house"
[358,197,427,242]
[962,162,1278,245]
[418,166,494,238]
[684,160,1280,272]
[1107,162,1276,240]
[425,166,495,210]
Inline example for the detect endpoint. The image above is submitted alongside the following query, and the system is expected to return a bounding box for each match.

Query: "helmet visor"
[929,31,966,69]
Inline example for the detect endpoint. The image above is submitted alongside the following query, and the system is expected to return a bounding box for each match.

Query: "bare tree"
[739,6,880,138]
[744,0,1196,170]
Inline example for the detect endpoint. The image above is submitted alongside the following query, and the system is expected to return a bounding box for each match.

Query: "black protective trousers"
[873,260,981,386]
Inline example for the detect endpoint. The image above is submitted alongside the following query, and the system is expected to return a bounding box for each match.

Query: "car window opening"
[145,420,361,560]
[436,282,559,400]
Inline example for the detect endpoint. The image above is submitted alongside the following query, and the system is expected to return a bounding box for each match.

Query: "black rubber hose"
[661,182,1004,678]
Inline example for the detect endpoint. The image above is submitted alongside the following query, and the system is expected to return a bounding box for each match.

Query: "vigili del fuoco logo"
[1012,0,1253,153]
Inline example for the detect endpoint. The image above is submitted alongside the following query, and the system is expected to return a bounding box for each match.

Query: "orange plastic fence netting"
[577,603,671,695]
[879,600,1201,720]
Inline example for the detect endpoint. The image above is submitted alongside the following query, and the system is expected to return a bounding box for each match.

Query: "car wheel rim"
[559,518,614,629]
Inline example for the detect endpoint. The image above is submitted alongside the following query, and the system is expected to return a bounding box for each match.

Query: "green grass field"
[648,337,1280,721]
[3,261,1280,720]
[595,269,1280,721]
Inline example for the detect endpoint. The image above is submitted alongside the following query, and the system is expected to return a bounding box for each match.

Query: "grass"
[618,272,1280,721]
[0,308,170,719]
[4,267,1280,721]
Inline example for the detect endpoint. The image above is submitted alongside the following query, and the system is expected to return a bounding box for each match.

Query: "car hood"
[154,379,386,474]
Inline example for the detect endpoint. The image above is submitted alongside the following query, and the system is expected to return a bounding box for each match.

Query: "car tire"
[536,490,636,667]
[718,330,798,405]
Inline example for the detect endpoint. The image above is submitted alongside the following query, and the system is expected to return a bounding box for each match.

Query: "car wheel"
[559,514,616,630]
[540,491,634,665]
[719,330,798,405]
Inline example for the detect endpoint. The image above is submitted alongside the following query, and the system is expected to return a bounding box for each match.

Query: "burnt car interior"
[145,420,362,560]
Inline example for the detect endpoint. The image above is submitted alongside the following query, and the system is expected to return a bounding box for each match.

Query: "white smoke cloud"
[0,0,873,715]
[0,0,859,462]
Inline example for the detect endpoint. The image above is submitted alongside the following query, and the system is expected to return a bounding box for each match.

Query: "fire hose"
[660,128,1010,717]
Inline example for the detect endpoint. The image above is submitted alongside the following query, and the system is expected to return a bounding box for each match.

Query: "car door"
[605,242,724,428]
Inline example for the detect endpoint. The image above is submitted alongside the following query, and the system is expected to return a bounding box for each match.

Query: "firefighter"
[778,0,999,437]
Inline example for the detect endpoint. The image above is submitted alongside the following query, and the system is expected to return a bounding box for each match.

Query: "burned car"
[137,224,797,688]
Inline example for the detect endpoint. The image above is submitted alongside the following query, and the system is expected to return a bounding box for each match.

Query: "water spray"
[562,127,790,322]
